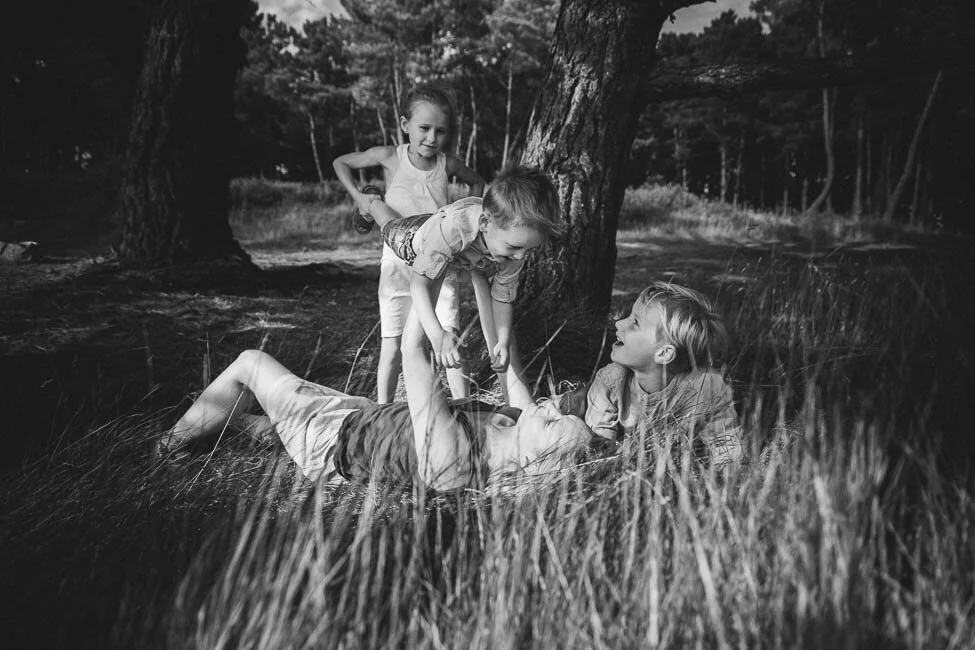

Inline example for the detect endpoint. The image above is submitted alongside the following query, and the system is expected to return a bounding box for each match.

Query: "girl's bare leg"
[377,335,403,403]
[164,350,294,450]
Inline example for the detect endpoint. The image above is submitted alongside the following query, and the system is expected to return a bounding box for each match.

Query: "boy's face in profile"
[611,298,672,372]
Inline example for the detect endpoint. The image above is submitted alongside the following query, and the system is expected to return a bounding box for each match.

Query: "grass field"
[1,179,973,649]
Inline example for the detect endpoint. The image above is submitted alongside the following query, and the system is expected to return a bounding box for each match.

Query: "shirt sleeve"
[489,258,524,303]
[585,369,621,441]
[410,201,479,280]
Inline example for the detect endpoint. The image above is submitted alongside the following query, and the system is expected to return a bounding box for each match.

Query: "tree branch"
[647,45,975,102]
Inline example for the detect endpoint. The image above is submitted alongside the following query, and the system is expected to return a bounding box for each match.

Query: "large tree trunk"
[519,0,675,311]
[117,0,250,265]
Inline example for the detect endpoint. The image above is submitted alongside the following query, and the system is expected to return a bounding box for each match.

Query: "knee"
[380,338,402,363]
[235,349,269,368]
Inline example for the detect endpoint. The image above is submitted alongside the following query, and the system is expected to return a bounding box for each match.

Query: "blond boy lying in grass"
[560,282,743,470]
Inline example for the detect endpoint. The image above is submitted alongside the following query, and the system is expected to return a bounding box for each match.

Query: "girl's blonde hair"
[637,281,730,371]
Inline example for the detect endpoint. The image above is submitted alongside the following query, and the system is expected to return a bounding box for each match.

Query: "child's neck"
[407,145,436,171]
[631,366,669,394]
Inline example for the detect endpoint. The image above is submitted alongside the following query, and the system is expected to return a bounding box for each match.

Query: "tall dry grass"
[1,181,972,649]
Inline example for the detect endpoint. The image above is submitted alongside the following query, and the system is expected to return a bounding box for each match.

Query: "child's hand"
[436,328,464,369]
[354,192,380,218]
[490,340,510,373]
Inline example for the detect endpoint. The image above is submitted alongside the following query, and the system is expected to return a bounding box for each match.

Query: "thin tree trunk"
[759,152,765,207]
[803,1,835,218]
[910,152,923,224]
[376,107,388,147]
[308,112,324,184]
[852,104,864,217]
[719,140,728,203]
[350,98,365,184]
[465,86,477,168]
[883,70,942,222]
[733,136,743,208]
[865,120,872,213]
[501,61,514,169]
[674,127,687,190]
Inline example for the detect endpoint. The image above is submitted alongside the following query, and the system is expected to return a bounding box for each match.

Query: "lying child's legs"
[165,349,293,450]
[366,199,403,231]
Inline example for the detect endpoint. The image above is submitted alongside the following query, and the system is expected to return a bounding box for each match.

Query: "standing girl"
[333,84,485,403]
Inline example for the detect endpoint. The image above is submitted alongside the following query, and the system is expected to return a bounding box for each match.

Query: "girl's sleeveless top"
[384,144,449,218]
[334,400,521,490]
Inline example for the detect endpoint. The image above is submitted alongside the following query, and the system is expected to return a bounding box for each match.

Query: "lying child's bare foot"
[352,185,383,234]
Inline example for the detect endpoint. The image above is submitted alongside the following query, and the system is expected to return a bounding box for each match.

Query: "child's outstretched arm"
[401,310,471,490]
[410,272,463,368]
[332,146,394,213]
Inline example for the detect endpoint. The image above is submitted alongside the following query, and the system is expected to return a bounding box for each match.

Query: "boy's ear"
[654,344,677,366]
[478,213,489,232]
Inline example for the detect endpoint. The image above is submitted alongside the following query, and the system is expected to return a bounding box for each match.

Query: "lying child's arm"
[401,310,471,490]
[410,272,462,368]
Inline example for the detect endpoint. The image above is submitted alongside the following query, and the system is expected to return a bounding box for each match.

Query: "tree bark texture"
[519,0,676,310]
[118,0,250,264]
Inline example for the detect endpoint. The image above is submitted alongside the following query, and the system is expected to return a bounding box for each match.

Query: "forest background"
[4,0,974,237]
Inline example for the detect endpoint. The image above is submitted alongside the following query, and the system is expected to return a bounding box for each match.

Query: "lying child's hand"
[436,328,464,369]
[490,341,510,373]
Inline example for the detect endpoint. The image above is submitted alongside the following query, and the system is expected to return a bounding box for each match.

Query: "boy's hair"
[402,82,457,142]
[483,166,565,239]
[637,281,730,372]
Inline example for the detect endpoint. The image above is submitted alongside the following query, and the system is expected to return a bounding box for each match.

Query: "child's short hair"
[483,166,564,239]
[637,281,730,371]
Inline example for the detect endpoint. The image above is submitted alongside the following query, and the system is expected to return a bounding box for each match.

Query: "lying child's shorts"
[262,373,375,482]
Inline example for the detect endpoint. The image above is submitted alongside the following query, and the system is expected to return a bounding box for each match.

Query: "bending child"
[357,165,563,386]
[159,311,591,491]
[333,83,485,403]
[569,281,743,470]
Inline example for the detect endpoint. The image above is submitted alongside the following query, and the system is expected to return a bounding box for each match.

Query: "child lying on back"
[563,282,743,470]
